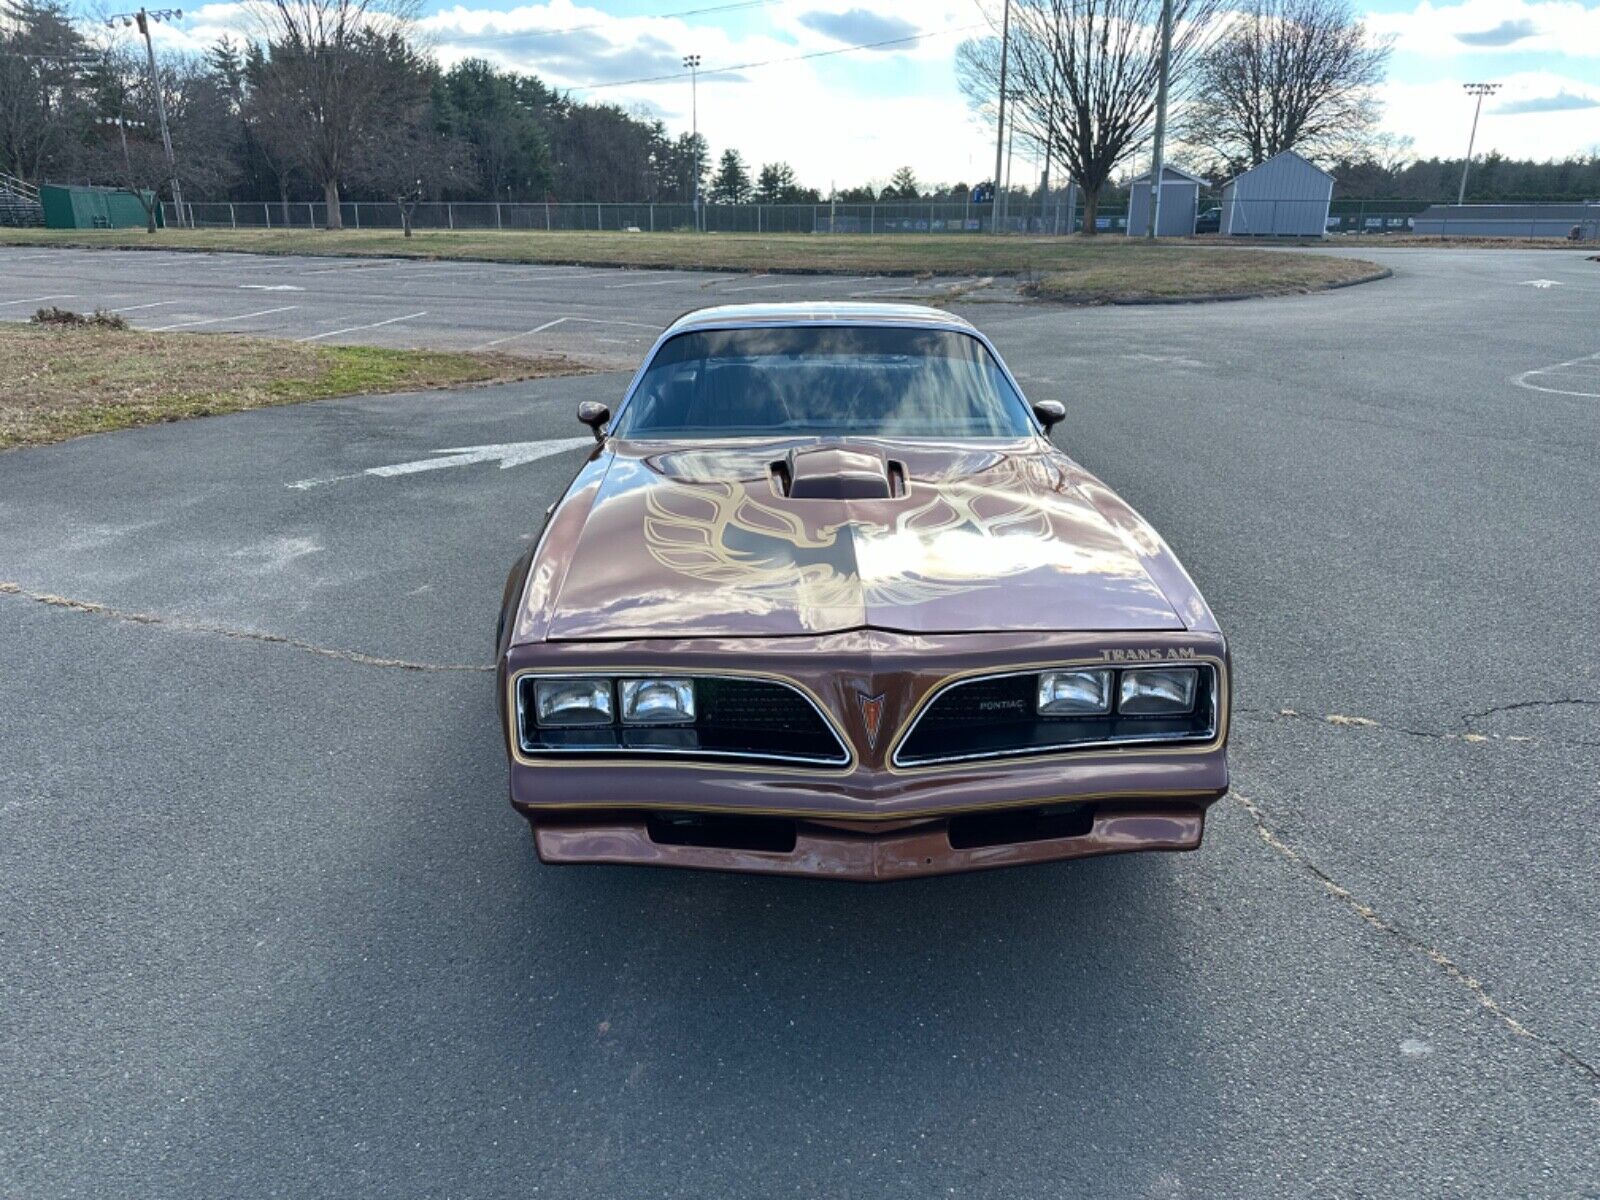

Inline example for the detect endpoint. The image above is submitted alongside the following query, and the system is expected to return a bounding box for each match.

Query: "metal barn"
[1218,150,1334,237]
[1126,165,1208,237]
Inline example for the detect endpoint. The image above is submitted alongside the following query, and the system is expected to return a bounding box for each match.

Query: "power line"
[426,0,781,46]
[565,21,987,93]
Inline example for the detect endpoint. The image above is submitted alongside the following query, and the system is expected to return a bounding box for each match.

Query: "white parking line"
[604,276,684,289]
[565,316,666,331]
[476,317,567,349]
[295,310,427,342]
[720,276,874,293]
[0,293,73,307]
[848,286,932,298]
[113,300,183,313]
[1514,349,1600,398]
[149,305,299,332]
[5,253,60,262]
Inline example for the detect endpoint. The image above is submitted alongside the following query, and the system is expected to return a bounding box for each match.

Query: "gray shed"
[1219,150,1334,236]
[1126,165,1208,236]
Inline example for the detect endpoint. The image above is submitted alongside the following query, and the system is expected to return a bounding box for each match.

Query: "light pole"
[107,8,184,228]
[991,0,1011,233]
[683,54,702,232]
[1457,82,1500,206]
[1146,0,1174,238]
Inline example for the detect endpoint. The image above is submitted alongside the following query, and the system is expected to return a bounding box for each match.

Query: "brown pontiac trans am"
[496,302,1229,880]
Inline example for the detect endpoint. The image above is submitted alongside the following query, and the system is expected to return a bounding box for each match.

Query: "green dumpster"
[40,184,164,229]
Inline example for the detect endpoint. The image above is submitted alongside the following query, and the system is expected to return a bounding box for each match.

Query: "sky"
[127,0,1600,191]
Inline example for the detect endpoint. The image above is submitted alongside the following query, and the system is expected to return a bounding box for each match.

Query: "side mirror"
[1032,400,1065,432]
[577,401,610,441]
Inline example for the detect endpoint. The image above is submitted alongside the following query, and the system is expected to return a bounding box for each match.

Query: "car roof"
[665,301,976,334]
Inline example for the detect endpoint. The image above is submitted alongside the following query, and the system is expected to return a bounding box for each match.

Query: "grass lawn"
[0,227,1384,302]
[0,321,584,449]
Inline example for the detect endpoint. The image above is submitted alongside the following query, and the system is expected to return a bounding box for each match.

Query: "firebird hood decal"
[542,442,1186,639]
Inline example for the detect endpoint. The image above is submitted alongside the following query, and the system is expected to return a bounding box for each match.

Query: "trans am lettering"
[1098,647,1199,662]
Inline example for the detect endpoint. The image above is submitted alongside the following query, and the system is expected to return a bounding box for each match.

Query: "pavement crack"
[1239,706,1564,747]
[1233,791,1600,1092]
[0,582,492,673]
[1459,698,1600,731]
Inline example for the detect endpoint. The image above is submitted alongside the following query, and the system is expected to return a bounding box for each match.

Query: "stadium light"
[106,8,187,226]
[1457,83,1501,206]
[683,54,702,231]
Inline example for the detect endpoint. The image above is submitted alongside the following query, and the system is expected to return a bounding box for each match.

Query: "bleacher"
[0,173,45,227]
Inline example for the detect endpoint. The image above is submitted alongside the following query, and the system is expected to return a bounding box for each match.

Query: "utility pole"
[991,0,1011,234]
[108,8,183,227]
[1457,83,1500,206]
[683,54,702,232]
[1146,0,1174,238]
[108,8,184,228]
[1040,59,1059,229]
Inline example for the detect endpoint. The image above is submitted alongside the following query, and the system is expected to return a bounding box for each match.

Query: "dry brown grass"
[0,226,1384,301]
[0,322,585,448]
[1026,247,1383,302]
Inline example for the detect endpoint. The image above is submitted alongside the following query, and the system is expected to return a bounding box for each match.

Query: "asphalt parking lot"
[0,245,990,367]
[2,245,1598,1198]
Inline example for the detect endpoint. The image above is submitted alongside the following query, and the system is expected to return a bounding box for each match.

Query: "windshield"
[613,325,1034,439]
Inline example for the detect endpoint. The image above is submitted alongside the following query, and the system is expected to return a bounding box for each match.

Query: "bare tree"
[959,0,1222,234]
[348,53,466,236]
[1182,0,1390,170]
[79,46,166,230]
[0,0,94,182]
[246,0,418,228]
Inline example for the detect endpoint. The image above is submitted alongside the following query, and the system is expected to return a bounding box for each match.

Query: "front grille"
[516,674,849,766]
[895,667,1217,767]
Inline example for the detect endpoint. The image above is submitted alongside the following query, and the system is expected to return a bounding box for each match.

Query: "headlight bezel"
[895,659,1221,768]
[512,671,852,767]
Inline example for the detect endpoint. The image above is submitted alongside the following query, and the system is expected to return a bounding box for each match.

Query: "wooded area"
[3,0,1596,227]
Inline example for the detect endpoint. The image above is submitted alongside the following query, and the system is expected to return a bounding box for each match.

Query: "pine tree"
[886,165,920,199]
[755,161,796,204]
[710,148,751,203]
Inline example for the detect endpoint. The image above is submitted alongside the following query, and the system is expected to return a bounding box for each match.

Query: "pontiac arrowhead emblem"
[858,692,887,750]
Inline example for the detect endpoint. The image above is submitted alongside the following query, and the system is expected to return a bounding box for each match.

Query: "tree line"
[0,0,990,229]
[4,0,1595,234]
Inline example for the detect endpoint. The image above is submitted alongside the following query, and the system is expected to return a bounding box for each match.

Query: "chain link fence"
[162,197,1093,235]
[157,196,1592,238]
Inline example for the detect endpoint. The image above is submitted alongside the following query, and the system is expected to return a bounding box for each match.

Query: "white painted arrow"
[287,436,593,490]
[1521,279,1563,289]
[239,283,305,291]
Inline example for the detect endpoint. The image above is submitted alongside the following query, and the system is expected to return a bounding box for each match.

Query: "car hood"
[542,439,1187,640]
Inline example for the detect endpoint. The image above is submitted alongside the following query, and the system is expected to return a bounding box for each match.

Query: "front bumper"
[502,627,1230,877]
[529,804,1206,881]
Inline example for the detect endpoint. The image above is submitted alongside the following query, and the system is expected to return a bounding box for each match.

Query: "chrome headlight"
[620,678,695,725]
[533,678,614,726]
[1037,669,1112,716]
[1117,667,1199,715]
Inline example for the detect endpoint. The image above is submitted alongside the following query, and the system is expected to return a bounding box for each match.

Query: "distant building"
[1126,165,1208,237]
[1218,150,1334,237]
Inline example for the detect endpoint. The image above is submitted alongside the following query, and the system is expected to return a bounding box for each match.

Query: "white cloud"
[1366,0,1600,58]
[1378,72,1600,160]
[412,0,997,188]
